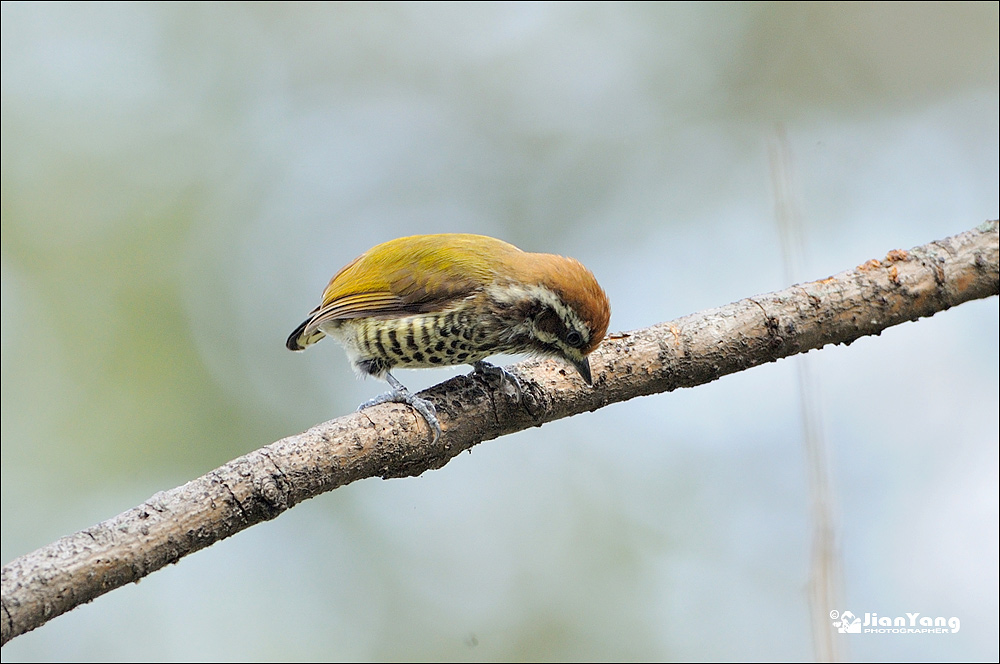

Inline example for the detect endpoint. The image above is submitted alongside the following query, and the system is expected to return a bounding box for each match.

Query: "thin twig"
[768,127,844,663]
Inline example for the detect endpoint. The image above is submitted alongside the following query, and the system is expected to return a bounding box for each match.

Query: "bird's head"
[492,252,611,384]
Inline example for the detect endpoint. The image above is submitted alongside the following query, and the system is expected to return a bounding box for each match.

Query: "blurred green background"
[2,2,997,661]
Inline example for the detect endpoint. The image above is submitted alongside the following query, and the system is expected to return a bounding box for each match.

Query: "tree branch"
[2,221,997,645]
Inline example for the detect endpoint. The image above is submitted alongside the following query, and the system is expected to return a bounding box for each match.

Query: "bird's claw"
[473,361,523,402]
[359,375,441,444]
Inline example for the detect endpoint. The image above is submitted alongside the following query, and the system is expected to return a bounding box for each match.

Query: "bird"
[287,233,610,442]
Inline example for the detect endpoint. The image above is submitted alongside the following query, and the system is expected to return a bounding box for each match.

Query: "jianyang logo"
[831,610,862,633]
[830,610,961,634]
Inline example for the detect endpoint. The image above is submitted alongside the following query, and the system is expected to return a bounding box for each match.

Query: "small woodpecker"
[287,233,611,442]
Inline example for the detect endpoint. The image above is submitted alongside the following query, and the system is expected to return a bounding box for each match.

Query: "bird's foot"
[473,361,523,402]
[359,374,441,444]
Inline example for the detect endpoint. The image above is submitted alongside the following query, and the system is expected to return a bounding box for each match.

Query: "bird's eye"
[565,330,584,348]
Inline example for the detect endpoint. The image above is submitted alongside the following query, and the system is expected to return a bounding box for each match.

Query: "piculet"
[287,233,611,442]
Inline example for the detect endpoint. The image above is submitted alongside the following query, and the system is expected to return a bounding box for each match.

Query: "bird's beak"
[571,356,593,385]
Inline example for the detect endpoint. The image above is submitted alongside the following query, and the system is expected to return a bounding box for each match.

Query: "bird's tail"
[286,317,326,351]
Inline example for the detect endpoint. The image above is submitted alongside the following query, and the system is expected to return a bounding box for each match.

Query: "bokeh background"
[2,2,997,661]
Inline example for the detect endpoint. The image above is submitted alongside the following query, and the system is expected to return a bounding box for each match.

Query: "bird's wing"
[300,235,522,333]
